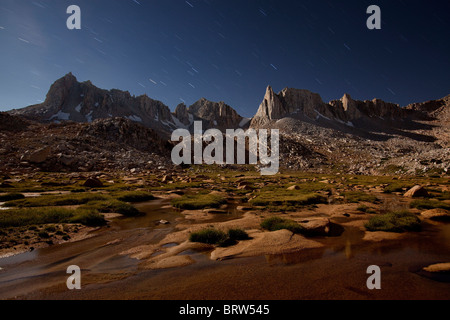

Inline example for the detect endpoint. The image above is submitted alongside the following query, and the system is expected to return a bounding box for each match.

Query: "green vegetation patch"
[189,229,227,245]
[227,228,250,241]
[250,191,327,207]
[4,193,109,208]
[115,191,155,203]
[364,211,421,233]
[82,200,141,217]
[344,191,379,204]
[437,192,450,201]
[0,207,105,228]
[171,193,227,210]
[69,209,107,227]
[383,182,416,194]
[260,182,333,194]
[410,199,450,210]
[260,216,305,234]
[189,228,250,247]
[149,182,204,192]
[357,204,377,214]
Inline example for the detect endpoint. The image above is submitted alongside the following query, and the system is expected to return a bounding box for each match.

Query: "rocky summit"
[250,86,449,175]
[3,74,449,176]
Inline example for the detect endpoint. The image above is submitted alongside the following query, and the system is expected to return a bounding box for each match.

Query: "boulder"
[161,175,173,183]
[420,208,450,221]
[83,177,103,188]
[404,185,429,198]
[28,146,52,164]
[299,218,331,236]
[287,185,300,191]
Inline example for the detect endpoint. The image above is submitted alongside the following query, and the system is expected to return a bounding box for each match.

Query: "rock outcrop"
[187,98,246,131]
[0,115,172,173]
[9,73,250,138]
[9,73,178,138]
[2,75,449,176]
[79,117,171,155]
[404,185,429,198]
[420,209,450,221]
[251,86,420,128]
[174,103,191,127]
[249,86,449,176]
[251,86,327,126]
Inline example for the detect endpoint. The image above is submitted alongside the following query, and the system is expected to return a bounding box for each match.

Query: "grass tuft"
[260,217,305,234]
[82,200,141,217]
[69,209,107,227]
[410,199,450,210]
[4,193,109,208]
[250,192,327,207]
[0,207,106,228]
[357,204,377,214]
[344,192,379,204]
[364,210,421,233]
[172,193,227,210]
[383,182,415,194]
[115,191,155,203]
[189,229,227,245]
[189,228,250,247]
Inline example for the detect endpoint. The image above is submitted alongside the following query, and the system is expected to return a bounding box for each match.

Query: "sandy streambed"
[1,197,449,300]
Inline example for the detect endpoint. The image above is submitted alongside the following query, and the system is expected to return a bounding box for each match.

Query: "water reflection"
[265,221,450,269]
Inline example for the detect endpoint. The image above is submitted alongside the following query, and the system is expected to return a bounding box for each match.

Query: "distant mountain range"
[3,73,449,175]
[9,73,448,137]
[8,73,250,138]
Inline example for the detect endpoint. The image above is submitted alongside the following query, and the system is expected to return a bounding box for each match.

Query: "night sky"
[0,0,449,117]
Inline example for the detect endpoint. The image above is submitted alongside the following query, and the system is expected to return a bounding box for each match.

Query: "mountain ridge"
[249,85,435,129]
[8,73,448,137]
[3,73,449,176]
[8,73,249,138]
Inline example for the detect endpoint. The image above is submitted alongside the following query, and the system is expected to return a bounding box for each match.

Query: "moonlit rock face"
[9,73,250,139]
[10,73,177,136]
[187,98,244,131]
[251,85,412,128]
[251,86,327,126]
[174,103,191,126]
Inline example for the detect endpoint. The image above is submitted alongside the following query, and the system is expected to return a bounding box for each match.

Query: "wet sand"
[1,198,449,300]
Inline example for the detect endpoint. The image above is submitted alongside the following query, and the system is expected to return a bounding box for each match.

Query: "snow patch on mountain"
[49,111,71,121]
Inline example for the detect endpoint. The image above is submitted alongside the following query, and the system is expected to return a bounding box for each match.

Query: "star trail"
[0,0,449,117]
